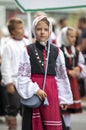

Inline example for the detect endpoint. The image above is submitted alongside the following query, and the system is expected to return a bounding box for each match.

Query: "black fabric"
[66,127,71,130]
[60,109,67,130]
[5,91,20,116]
[78,78,86,97]
[0,72,2,81]
[22,106,32,130]
[0,85,8,116]
[62,108,82,114]
[27,41,58,75]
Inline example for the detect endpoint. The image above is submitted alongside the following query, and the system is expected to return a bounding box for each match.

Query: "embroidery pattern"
[18,62,31,77]
[56,64,68,79]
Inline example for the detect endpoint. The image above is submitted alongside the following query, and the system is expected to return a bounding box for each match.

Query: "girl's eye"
[37,28,41,31]
[45,29,48,31]
[36,28,48,31]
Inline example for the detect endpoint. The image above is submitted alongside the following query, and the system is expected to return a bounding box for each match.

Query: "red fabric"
[31,74,62,130]
[68,48,72,65]
[66,68,69,74]
[52,39,56,45]
[68,76,82,111]
[42,50,46,69]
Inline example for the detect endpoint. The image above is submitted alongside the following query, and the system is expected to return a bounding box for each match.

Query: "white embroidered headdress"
[32,16,52,40]
[60,26,76,58]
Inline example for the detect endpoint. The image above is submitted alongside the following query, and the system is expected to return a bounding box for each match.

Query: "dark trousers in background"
[5,90,21,130]
[0,85,8,116]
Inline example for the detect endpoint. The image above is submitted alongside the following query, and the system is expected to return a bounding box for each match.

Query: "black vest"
[27,41,58,75]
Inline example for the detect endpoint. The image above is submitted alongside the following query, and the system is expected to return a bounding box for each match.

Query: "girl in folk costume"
[60,26,86,130]
[16,16,73,130]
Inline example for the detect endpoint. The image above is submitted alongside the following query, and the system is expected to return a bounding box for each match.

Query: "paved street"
[71,110,86,130]
[0,109,86,130]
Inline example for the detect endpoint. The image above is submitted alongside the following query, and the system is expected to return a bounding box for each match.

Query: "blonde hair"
[67,27,76,36]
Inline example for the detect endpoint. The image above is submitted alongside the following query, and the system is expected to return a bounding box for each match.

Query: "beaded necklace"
[35,45,49,67]
[63,45,76,58]
[34,48,44,66]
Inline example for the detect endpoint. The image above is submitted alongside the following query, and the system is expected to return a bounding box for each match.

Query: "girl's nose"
[41,29,45,33]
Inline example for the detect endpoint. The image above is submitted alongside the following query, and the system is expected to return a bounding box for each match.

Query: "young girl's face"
[67,30,76,46]
[11,23,24,40]
[35,20,50,42]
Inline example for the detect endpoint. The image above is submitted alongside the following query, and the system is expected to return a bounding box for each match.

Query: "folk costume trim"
[35,47,44,67]
[43,120,62,126]
[34,44,49,69]
[63,45,76,58]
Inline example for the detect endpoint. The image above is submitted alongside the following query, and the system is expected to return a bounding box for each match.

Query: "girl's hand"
[60,104,68,110]
[68,69,80,78]
[36,89,47,101]
[6,83,15,94]
[74,66,81,76]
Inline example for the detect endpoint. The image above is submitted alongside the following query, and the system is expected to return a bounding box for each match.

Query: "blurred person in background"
[60,26,86,130]
[80,30,86,58]
[1,17,29,130]
[48,17,57,45]
[0,29,9,121]
[75,16,86,51]
[78,30,86,99]
[56,17,68,47]
[77,16,86,32]
[75,17,86,99]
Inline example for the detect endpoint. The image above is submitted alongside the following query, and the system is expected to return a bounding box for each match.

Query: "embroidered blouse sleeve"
[55,49,73,105]
[78,51,86,78]
[16,48,39,99]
